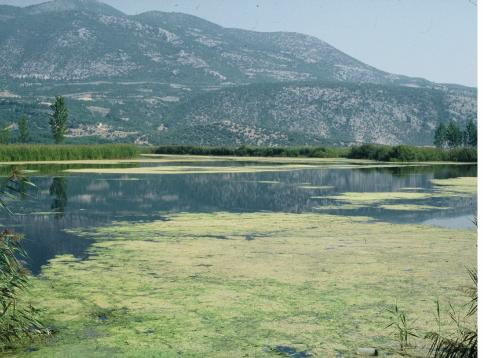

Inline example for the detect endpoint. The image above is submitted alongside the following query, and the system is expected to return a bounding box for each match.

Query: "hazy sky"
[1,0,477,87]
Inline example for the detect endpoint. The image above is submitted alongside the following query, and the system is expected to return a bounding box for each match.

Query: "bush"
[447,148,477,163]
[154,145,349,158]
[153,144,476,163]
[347,144,476,163]
[387,145,417,162]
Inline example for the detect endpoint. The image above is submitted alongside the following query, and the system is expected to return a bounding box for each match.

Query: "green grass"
[153,144,477,163]
[0,144,141,161]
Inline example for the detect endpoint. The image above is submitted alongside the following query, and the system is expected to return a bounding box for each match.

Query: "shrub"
[387,145,417,162]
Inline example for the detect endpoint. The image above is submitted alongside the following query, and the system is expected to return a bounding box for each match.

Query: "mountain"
[23,0,124,16]
[0,0,476,145]
[162,82,476,146]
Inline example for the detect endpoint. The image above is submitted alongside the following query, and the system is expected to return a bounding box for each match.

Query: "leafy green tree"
[0,126,11,144]
[433,122,447,148]
[49,96,69,144]
[445,121,463,148]
[18,115,29,143]
[463,119,477,148]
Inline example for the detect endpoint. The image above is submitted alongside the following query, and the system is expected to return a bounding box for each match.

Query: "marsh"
[2,156,476,357]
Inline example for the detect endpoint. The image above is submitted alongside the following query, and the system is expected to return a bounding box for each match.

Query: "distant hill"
[0,0,476,145]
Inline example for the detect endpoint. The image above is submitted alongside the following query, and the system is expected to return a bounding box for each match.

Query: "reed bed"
[0,144,141,162]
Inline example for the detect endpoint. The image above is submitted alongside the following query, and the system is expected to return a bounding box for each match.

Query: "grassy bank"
[154,144,477,162]
[0,144,141,161]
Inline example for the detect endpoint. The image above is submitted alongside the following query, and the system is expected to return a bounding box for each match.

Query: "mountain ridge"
[24,0,125,16]
[0,0,476,145]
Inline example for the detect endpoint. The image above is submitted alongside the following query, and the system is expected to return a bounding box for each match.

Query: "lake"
[1,157,476,274]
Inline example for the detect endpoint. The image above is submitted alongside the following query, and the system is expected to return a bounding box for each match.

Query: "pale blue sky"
[2,0,477,87]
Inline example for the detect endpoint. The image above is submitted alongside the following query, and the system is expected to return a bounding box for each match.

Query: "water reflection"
[0,162,476,274]
[49,177,68,218]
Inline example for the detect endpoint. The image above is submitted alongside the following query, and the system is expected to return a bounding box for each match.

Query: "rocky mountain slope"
[163,82,476,146]
[0,0,476,145]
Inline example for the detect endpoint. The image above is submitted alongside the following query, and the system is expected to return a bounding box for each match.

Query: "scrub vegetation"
[154,144,477,162]
[347,144,476,163]
[154,145,350,158]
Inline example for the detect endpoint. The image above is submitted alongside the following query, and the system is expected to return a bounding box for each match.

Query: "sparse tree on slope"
[18,115,29,143]
[49,96,68,144]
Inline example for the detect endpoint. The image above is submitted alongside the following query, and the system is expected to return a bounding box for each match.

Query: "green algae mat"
[14,212,475,357]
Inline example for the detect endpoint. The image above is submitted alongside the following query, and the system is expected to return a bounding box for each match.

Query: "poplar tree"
[445,121,463,148]
[49,96,68,144]
[433,122,447,148]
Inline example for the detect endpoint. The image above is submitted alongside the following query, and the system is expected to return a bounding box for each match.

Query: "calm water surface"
[0,161,476,273]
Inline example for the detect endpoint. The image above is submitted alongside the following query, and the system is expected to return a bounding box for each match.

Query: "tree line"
[0,96,478,151]
[434,119,477,148]
[0,96,69,144]
[155,143,476,162]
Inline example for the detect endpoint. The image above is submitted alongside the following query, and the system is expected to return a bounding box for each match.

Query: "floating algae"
[20,212,475,357]
[431,177,477,195]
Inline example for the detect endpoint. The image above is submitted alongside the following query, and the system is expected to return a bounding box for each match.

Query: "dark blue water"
[0,162,476,274]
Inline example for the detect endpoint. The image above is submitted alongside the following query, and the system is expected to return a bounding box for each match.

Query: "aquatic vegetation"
[323,192,433,204]
[425,269,477,358]
[378,204,450,212]
[383,270,477,357]
[64,164,318,175]
[316,177,476,212]
[312,204,368,210]
[314,202,450,213]
[12,212,476,357]
[0,173,44,351]
[0,230,44,352]
[431,177,477,194]
[385,302,418,352]
[0,144,140,162]
[0,160,475,356]
[298,185,334,190]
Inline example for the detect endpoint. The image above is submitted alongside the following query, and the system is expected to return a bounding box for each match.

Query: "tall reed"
[0,144,141,161]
